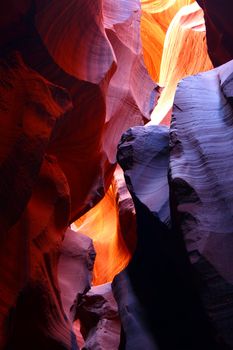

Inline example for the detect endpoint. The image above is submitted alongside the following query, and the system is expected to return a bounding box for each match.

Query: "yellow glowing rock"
[150,2,213,124]
[141,0,194,81]
[73,183,130,285]
[141,0,178,13]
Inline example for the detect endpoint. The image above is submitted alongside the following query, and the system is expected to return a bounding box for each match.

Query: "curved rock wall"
[1,1,233,349]
[0,0,156,348]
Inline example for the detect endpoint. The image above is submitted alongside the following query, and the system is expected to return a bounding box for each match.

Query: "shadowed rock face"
[77,283,120,350]
[0,0,157,348]
[196,0,233,67]
[117,125,170,225]
[0,0,158,222]
[112,270,158,350]
[115,125,221,350]
[0,53,74,350]
[170,59,233,349]
[0,53,72,234]
[113,166,137,255]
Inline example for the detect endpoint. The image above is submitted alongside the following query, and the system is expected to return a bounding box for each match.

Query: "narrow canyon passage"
[1,1,233,349]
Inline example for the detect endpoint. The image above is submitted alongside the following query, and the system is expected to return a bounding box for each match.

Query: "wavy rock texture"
[197,0,233,67]
[141,0,213,125]
[150,2,213,124]
[0,53,72,234]
[4,154,75,350]
[102,0,158,163]
[117,126,170,225]
[35,0,158,181]
[169,60,233,349]
[116,125,219,350]
[35,0,115,84]
[0,0,157,348]
[0,53,76,350]
[0,0,157,222]
[141,0,193,82]
[77,283,120,350]
[141,0,177,12]
[2,0,233,349]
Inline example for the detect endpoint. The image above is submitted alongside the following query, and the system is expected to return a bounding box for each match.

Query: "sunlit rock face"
[72,182,131,286]
[73,166,136,286]
[170,60,233,349]
[141,0,194,82]
[151,2,212,124]
[141,1,213,124]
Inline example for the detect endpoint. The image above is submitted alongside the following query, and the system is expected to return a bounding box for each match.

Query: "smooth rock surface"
[150,2,212,125]
[112,270,158,350]
[116,124,220,350]
[170,59,233,349]
[58,228,96,322]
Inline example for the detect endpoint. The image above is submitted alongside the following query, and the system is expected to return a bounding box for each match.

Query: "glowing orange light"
[73,183,130,285]
[141,1,213,125]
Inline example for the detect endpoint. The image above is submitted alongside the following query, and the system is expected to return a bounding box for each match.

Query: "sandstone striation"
[1,0,233,349]
[170,59,233,349]
[0,0,156,347]
[116,125,220,349]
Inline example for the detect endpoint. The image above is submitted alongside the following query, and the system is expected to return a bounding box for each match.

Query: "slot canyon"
[1,0,233,349]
